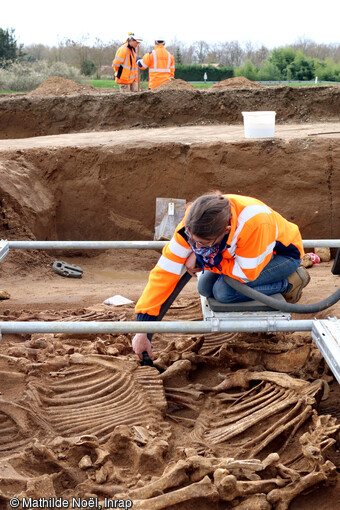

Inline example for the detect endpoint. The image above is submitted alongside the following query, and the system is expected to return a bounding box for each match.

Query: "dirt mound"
[156,78,196,90]
[210,76,263,90]
[29,76,99,96]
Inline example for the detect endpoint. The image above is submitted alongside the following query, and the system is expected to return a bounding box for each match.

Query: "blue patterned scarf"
[190,235,229,271]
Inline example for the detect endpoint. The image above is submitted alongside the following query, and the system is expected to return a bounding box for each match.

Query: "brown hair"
[185,192,231,239]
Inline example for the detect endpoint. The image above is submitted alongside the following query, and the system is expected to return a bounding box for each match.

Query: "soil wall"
[1,86,340,139]
[0,138,339,243]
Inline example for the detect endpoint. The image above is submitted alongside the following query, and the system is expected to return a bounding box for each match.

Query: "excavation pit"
[0,84,340,509]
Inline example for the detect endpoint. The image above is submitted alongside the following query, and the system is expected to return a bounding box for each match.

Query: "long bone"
[132,475,219,510]
[124,459,190,500]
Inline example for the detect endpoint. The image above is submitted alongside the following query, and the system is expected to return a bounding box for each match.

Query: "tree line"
[1,28,340,82]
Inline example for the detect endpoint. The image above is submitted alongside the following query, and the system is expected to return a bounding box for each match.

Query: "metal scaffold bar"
[6,239,340,250]
[5,240,340,249]
[7,240,167,250]
[0,319,314,336]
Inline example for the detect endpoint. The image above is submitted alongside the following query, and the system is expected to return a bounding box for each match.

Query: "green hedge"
[175,64,233,81]
[140,64,233,82]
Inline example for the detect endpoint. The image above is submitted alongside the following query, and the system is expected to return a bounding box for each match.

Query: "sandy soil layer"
[1,84,340,139]
[0,79,339,509]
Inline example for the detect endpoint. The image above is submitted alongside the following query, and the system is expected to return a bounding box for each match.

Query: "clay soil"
[0,77,339,509]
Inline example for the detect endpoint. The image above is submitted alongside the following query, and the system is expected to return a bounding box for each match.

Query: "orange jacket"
[112,43,138,84]
[139,45,175,89]
[135,195,304,316]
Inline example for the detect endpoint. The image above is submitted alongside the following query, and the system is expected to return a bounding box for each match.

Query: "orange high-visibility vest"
[139,45,175,89]
[112,43,138,84]
[135,195,304,316]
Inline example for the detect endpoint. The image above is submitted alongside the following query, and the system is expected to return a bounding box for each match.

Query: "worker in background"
[132,192,311,359]
[136,38,175,89]
[112,32,143,92]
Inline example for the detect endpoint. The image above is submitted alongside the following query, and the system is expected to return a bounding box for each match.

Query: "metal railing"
[5,239,340,250]
[0,319,315,337]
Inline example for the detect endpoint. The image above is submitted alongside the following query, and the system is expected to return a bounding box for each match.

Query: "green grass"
[192,83,213,88]
[0,90,27,93]
[87,79,149,90]
[88,79,117,88]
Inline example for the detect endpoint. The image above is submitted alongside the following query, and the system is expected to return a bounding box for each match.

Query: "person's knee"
[197,272,219,297]
[212,278,236,303]
[197,278,213,297]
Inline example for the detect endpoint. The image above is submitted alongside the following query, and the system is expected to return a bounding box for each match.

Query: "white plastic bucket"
[241,111,276,138]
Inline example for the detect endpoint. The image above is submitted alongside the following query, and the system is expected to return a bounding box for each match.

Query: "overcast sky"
[2,0,340,49]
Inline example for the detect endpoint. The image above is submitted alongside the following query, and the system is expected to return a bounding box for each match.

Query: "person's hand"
[185,252,200,277]
[132,333,154,360]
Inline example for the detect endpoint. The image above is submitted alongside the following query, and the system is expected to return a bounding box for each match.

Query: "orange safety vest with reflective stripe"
[112,43,138,84]
[135,195,304,316]
[139,45,175,89]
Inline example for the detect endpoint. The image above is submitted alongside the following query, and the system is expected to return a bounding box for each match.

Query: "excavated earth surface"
[0,77,340,509]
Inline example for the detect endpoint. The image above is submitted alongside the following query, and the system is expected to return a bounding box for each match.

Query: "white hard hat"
[155,38,165,44]
[128,32,143,42]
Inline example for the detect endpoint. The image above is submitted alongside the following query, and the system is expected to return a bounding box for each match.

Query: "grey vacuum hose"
[224,275,340,313]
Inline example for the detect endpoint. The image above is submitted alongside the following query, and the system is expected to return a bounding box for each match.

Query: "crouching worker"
[132,192,310,359]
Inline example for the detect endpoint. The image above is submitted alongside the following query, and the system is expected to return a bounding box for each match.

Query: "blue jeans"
[197,255,301,303]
